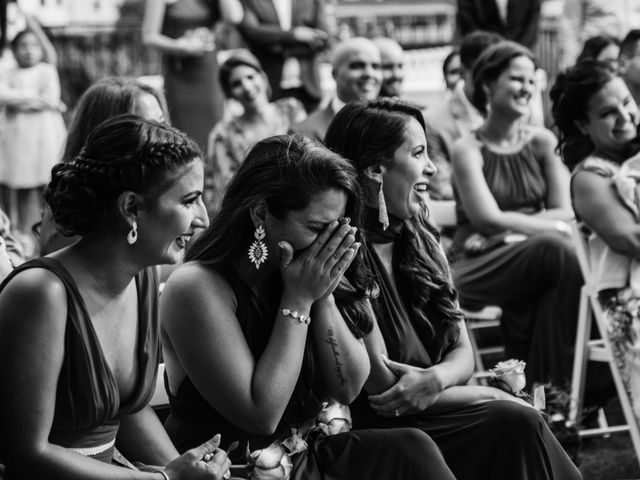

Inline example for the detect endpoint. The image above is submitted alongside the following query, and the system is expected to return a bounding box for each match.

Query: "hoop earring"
[378,183,389,231]
[248,225,268,269]
[127,221,138,245]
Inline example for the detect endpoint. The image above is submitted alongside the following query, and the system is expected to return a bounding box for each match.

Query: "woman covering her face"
[159,133,458,479]
[324,98,582,480]
[0,115,228,479]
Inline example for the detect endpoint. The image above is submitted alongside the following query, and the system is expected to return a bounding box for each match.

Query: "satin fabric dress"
[347,215,582,480]
[0,258,160,463]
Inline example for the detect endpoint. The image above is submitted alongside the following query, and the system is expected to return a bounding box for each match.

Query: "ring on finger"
[223,471,231,479]
[393,408,400,417]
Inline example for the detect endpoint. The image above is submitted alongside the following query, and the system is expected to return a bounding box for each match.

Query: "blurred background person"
[0,25,65,241]
[293,36,381,143]
[142,0,243,150]
[575,34,620,70]
[559,0,640,69]
[38,76,169,256]
[423,31,503,201]
[205,50,306,214]
[457,0,541,50]
[619,29,640,106]
[451,41,579,387]
[372,37,405,99]
[442,48,461,92]
[237,0,330,114]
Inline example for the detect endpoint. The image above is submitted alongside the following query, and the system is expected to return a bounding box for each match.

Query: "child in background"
[0,25,65,237]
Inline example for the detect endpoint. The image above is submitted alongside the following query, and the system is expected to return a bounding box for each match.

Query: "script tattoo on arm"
[326,327,346,385]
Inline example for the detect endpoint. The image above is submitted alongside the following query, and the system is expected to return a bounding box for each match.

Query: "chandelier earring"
[127,220,138,245]
[378,183,389,231]
[248,225,268,269]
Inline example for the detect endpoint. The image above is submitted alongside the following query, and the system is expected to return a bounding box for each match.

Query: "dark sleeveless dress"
[164,264,457,480]
[348,235,582,480]
[0,258,160,464]
[161,0,225,149]
[451,138,582,386]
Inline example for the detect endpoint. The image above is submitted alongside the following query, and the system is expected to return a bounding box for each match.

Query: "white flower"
[316,401,352,435]
[490,359,527,394]
[248,442,293,480]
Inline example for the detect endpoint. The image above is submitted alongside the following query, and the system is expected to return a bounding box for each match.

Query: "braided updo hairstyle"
[45,114,201,237]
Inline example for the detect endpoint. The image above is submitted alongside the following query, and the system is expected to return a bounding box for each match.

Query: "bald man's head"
[331,37,382,103]
[373,37,405,97]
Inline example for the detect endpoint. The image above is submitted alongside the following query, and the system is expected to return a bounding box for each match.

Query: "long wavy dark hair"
[187,133,373,337]
[324,98,463,344]
[550,60,619,170]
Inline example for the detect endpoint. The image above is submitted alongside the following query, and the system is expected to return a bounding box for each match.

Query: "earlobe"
[249,199,268,228]
[574,119,589,136]
[363,164,384,183]
[117,191,140,225]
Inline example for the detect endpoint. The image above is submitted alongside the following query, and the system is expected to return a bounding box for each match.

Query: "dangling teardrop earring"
[127,220,138,245]
[378,183,389,231]
[248,225,268,269]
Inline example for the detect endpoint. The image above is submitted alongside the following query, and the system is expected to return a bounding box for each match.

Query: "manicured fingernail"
[344,217,351,224]
[278,241,286,248]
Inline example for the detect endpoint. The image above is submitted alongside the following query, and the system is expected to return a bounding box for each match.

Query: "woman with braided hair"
[0,115,227,479]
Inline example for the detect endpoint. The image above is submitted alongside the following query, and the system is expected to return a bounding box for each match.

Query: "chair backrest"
[427,199,457,228]
[570,222,594,288]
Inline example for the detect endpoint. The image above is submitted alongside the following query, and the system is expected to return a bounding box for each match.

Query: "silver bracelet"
[281,307,311,325]
[159,470,170,480]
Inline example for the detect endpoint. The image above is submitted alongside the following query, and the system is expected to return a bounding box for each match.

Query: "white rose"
[490,359,527,394]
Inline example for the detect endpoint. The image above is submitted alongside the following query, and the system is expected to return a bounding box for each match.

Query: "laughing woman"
[0,116,228,479]
[450,41,581,387]
[325,98,582,480]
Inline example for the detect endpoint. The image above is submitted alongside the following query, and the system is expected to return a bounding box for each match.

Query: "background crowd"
[2,0,640,478]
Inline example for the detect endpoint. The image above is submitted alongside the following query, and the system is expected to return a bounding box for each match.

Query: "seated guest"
[205,50,306,214]
[159,133,457,479]
[423,31,502,200]
[0,116,227,478]
[325,98,582,480]
[372,37,405,99]
[442,48,461,92]
[552,60,640,415]
[619,30,640,106]
[576,34,620,70]
[292,37,382,143]
[39,77,169,255]
[450,41,580,387]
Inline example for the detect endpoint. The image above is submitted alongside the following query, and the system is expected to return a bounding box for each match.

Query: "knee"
[485,400,544,437]
[529,233,580,278]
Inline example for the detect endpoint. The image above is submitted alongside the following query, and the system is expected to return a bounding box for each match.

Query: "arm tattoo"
[326,327,346,385]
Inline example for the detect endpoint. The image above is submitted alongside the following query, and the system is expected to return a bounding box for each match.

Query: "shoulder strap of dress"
[0,257,78,295]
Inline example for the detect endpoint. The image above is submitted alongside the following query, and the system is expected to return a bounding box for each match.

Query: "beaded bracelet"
[281,308,311,325]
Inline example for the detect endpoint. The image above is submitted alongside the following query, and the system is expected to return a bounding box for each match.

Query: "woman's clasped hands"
[161,434,231,480]
[278,218,360,305]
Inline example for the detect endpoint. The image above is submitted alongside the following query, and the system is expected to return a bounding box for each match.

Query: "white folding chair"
[569,222,640,465]
[427,199,505,379]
